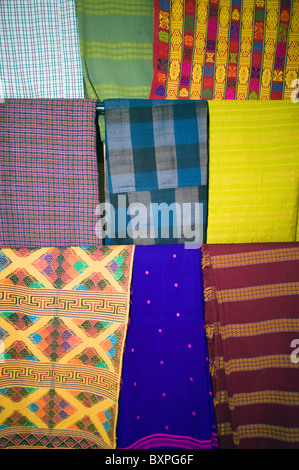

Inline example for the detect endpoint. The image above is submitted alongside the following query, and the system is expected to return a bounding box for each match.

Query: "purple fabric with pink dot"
[116,245,218,449]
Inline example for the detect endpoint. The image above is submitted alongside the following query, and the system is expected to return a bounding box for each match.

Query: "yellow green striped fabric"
[76,0,154,140]
[207,101,299,243]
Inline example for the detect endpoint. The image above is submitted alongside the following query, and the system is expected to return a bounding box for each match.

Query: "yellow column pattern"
[214,0,231,100]
[259,0,279,99]
[166,0,184,99]
[284,0,299,100]
[236,0,254,99]
[190,0,209,99]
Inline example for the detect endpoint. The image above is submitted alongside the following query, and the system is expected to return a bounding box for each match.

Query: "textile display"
[0,245,134,449]
[201,242,299,449]
[0,99,101,247]
[76,0,154,139]
[206,101,299,243]
[0,0,84,99]
[103,99,208,245]
[150,0,299,101]
[116,245,218,449]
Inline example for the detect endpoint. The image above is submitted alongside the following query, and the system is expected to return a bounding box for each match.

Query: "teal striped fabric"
[0,0,84,98]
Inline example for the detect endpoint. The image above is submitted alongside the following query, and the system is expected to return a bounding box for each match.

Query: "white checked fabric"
[0,0,84,98]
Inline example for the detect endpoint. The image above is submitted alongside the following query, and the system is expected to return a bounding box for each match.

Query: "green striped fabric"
[76,0,154,139]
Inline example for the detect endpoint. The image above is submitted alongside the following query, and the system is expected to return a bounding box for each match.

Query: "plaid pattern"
[104,187,207,245]
[103,99,208,245]
[104,99,208,194]
[0,0,84,98]
[0,99,101,247]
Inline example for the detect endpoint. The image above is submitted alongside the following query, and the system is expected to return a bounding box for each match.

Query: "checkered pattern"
[103,99,208,245]
[104,99,208,194]
[104,187,207,245]
[0,99,101,247]
[0,0,84,99]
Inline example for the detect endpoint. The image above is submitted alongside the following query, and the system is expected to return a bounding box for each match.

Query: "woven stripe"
[76,0,153,16]
[215,282,299,303]
[233,424,299,444]
[215,354,297,374]
[208,318,299,340]
[216,390,299,409]
[210,247,299,269]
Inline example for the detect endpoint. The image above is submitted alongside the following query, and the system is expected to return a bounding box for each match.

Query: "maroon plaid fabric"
[0,99,101,247]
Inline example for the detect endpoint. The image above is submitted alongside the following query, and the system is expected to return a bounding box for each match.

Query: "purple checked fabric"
[0,99,102,247]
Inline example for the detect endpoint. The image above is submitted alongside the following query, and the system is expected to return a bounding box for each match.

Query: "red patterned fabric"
[150,0,299,101]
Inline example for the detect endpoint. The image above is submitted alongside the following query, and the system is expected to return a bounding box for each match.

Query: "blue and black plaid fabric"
[103,99,208,245]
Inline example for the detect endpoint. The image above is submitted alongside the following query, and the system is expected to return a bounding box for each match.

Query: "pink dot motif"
[189,377,194,382]
[162,393,166,397]
[160,360,164,365]
[136,415,140,420]
[158,328,162,333]
[147,299,151,304]
[133,382,137,387]
[174,283,178,288]
[145,270,149,275]
[176,312,180,317]
[188,344,192,349]
[165,425,169,430]
[173,254,177,258]
[131,348,135,352]
[192,411,196,416]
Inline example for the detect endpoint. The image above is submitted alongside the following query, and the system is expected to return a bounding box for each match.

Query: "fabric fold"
[116,244,218,449]
[201,242,299,449]
[103,99,208,245]
[0,99,101,247]
[75,0,154,139]
[0,245,134,449]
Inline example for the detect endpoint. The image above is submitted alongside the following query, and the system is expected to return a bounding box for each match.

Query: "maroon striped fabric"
[201,243,299,449]
[0,99,101,247]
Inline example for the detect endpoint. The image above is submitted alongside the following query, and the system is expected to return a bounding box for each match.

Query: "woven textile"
[103,99,208,245]
[0,0,84,99]
[116,245,218,449]
[76,0,154,139]
[201,242,299,449]
[206,101,299,243]
[0,99,101,247]
[150,0,299,101]
[0,245,134,449]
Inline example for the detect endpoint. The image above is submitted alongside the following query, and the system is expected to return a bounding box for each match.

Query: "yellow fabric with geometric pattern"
[207,101,299,243]
[0,246,134,449]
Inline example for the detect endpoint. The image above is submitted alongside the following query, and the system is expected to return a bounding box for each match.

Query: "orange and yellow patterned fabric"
[150,0,299,101]
[0,246,134,449]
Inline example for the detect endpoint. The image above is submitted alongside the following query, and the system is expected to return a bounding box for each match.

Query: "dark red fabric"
[202,243,299,449]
